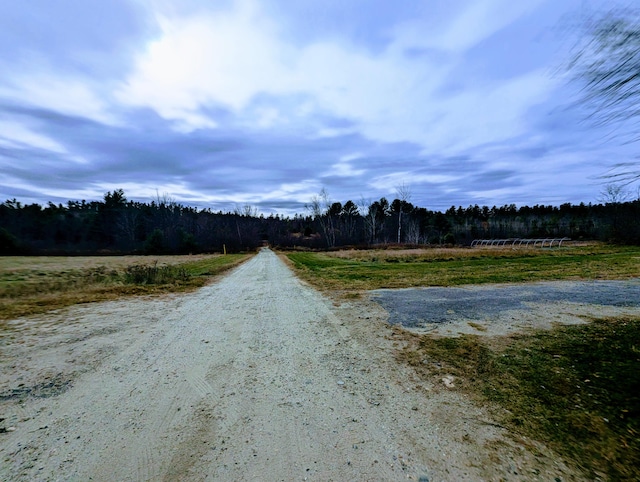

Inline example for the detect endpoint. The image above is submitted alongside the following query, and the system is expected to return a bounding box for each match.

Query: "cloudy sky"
[0,0,634,214]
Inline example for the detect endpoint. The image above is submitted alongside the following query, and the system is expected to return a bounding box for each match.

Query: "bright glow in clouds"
[117,0,556,151]
[0,0,629,213]
[117,2,289,125]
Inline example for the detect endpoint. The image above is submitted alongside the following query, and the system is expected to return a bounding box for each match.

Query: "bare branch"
[564,5,640,184]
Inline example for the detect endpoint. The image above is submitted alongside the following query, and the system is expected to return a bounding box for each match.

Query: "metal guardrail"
[471,237,571,248]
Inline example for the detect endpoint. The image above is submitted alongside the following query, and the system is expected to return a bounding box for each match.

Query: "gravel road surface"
[1,249,580,481]
[371,279,640,336]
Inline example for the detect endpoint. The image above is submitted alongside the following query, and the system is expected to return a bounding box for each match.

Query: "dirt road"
[1,249,578,481]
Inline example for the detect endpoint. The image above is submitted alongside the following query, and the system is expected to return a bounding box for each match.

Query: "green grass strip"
[286,246,640,290]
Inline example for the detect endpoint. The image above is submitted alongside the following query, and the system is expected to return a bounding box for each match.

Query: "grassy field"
[0,253,252,321]
[286,244,640,480]
[285,244,640,291]
[399,317,640,481]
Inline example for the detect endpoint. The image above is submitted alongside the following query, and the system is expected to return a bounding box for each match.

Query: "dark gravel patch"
[370,279,640,328]
[0,373,72,401]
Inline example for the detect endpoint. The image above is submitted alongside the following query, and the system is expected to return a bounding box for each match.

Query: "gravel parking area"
[370,278,640,337]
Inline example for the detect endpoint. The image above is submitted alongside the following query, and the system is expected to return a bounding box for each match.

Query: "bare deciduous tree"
[405,218,421,244]
[599,183,630,204]
[359,197,378,244]
[240,204,259,217]
[307,188,335,247]
[233,204,258,244]
[395,182,411,244]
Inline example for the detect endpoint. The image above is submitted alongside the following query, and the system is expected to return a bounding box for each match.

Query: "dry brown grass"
[324,241,598,262]
[0,254,218,273]
[0,254,251,321]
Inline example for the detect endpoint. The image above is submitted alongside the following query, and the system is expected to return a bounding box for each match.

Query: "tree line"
[1,188,639,255]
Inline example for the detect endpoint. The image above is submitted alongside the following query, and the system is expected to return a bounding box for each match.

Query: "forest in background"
[1,188,640,255]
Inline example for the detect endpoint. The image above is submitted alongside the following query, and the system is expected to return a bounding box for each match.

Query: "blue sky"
[0,0,634,214]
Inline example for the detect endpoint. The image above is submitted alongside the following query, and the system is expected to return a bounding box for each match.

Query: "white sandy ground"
[0,249,583,481]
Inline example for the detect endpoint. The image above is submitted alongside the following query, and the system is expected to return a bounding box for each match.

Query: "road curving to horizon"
[0,248,580,481]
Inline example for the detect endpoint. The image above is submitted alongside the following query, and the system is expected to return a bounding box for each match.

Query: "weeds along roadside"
[0,254,252,321]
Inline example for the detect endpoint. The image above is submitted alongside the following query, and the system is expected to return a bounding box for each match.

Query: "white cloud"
[118,3,443,138]
[0,120,67,153]
[259,180,321,202]
[116,0,441,134]
[0,74,114,125]
[116,0,557,154]
[389,0,546,54]
[116,1,292,125]
[340,153,363,162]
[313,127,357,139]
[324,160,365,178]
[178,179,322,206]
[466,186,522,203]
[0,0,619,211]
[252,107,282,129]
[436,0,545,52]
[369,171,459,192]
[420,69,557,154]
[3,180,106,203]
